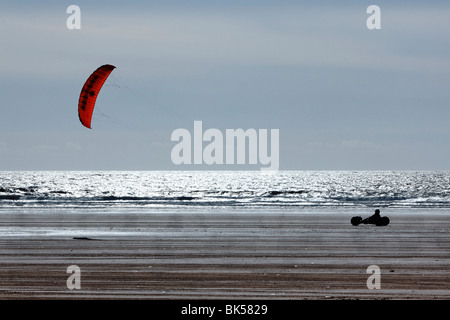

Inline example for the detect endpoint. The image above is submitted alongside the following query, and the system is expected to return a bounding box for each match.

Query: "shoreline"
[0,211,449,299]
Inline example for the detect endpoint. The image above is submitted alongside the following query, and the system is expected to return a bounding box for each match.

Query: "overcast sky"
[1,0,449,170]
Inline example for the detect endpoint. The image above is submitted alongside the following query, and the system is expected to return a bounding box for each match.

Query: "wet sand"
[0,211,449,299]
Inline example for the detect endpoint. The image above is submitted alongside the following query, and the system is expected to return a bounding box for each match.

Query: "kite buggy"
[351,209,390,226]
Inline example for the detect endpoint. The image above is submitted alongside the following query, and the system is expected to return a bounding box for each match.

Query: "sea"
[1,170,449,213]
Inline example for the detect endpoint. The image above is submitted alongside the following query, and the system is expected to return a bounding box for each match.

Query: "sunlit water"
[1,171,449,211]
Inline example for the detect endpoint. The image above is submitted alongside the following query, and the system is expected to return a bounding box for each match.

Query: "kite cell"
[78,64,116,129]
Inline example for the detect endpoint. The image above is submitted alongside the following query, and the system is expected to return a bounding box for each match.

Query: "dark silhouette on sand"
[351,209,389,226]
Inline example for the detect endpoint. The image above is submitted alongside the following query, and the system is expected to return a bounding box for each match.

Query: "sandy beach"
[0,210,448,300]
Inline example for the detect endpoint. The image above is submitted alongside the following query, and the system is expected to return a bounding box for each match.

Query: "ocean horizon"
[1,170,449,211]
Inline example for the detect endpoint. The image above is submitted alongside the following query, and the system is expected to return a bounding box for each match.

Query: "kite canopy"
[78,64,116,129]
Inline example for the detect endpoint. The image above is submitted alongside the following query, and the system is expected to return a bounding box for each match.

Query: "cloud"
[2,3,450,81]
[341,140,380,149]
[65,142,82,151]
